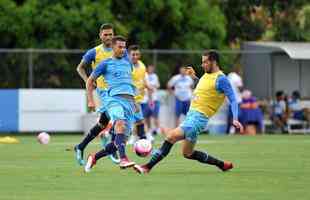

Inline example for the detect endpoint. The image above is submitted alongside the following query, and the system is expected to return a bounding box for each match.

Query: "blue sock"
[115,134,126,159]
[95,143,117,161]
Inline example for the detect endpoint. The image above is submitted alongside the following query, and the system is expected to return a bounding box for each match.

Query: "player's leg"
[75,112,109,166]
[175,98,182,126]
[180,110,233,171]
[133,127,184,174]
[84,141,118,172]
[181,140,233,171]
[152,100,161,135]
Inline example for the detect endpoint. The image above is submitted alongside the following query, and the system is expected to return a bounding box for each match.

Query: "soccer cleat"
[109,152,120,164]
[119,158,135,169]
[74,145,85,166]
[84,154,96,173]
[220,161,234,172]
[133,164,150,174]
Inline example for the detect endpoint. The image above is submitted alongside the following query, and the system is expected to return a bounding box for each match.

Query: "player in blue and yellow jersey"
[74,23,114,166]
[134,51,244,174]
[84,36,137,172]
[128,45,153,144]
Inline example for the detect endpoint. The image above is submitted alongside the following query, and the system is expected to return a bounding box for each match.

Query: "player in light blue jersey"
[84,36,137,172]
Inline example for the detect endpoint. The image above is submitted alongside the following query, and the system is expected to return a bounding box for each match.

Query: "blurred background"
[1,0,310,135]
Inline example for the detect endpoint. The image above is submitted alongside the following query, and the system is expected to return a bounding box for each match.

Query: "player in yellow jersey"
[134,51,244,174]
[74,23,115,166]
[128,45,153,144]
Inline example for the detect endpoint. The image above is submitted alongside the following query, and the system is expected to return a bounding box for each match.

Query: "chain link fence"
[0,48,242,90]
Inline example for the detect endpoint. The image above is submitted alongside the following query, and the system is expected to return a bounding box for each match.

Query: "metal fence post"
[28,48,33,88]
[153,49,158,67]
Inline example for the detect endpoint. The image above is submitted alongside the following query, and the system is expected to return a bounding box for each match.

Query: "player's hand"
[88,101,96,111]
[232,120,244,133]
[185,66,196,78]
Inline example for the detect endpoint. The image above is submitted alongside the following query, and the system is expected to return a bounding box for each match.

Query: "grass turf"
[0,134,310,200]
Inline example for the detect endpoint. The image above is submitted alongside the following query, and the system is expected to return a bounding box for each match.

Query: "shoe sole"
[119,162,135,169]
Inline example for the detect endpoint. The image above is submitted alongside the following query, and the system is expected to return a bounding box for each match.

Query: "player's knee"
[183,152,193,159]
[114,120,126,133]
[166,134,177,144]
[98,113,109,127]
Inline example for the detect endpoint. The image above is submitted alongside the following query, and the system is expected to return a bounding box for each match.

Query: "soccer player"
[167,66,194,126]
[133,51,244,174]
[128,45,152,144]
[74,23,114,166]
[141,65,161,136]
[84,36,136,172]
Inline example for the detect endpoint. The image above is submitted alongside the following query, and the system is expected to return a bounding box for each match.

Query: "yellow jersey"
[83,44,112,89]
[190,71,225,117]
[132,60,147,103]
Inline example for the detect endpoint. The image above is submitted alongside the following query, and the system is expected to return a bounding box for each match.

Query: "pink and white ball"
[134,139,152,157]
[37,132,50,145]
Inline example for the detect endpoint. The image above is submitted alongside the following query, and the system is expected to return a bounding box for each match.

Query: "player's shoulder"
[138,60,146,69]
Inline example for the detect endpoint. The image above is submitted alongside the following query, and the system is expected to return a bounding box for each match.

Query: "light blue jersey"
[91,56,136,136]
[91,57,136,97]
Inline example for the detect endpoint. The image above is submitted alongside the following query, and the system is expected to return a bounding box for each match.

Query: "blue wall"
[0,90,18,132]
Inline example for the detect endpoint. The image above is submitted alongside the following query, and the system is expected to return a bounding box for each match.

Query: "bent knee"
[114,120,126,133]
[182,152,193,159]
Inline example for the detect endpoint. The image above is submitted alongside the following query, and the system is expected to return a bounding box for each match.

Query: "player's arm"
[167,76,176,92]
[185,66,199,88]
[216,75,244,133]
[86,62,106,110]
[77,48,96,85]
[76,60,89,83]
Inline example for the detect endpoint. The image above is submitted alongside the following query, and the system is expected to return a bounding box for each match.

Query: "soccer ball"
[37,132,50,145]
[134,139,152,157]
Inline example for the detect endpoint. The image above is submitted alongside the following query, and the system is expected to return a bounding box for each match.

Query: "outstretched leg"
[133,127,184,174]
[181,140,233,171]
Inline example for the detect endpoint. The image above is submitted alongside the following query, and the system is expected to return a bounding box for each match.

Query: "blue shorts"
[96,88,108,113]
[141,101,160,118]
[105,96,135,136]
[180,110,209,143]
[133,104,144,123]
[175,98,190,117]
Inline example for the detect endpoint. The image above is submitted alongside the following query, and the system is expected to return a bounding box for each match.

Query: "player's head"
[128,45,141,64]
[292,90,301,100]
[147,65,155,73]
[179,66,187,76]
[202,50,220,73]
[99,23,114,47]
[276,90,285,101]
[112,35,126,58]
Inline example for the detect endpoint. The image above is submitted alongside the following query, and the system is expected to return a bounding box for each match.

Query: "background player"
[74,23,114,166]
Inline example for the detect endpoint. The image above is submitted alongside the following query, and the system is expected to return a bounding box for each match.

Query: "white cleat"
[84,154,96,173]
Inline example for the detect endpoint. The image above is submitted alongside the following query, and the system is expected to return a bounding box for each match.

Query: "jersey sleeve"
[167,75,177,87]
[90,61,107,79]
[82,48,96,64]
[216,75,239,120]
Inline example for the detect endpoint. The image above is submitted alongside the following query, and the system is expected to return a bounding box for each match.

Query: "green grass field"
[1,134,310,200]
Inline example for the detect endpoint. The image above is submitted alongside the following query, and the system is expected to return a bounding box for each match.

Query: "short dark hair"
[204,50,220,63]
[112,35,126,45]
[100,23,113,31]
[128,45,140,52]
[276,90,284,98]
[292,90,301,99]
